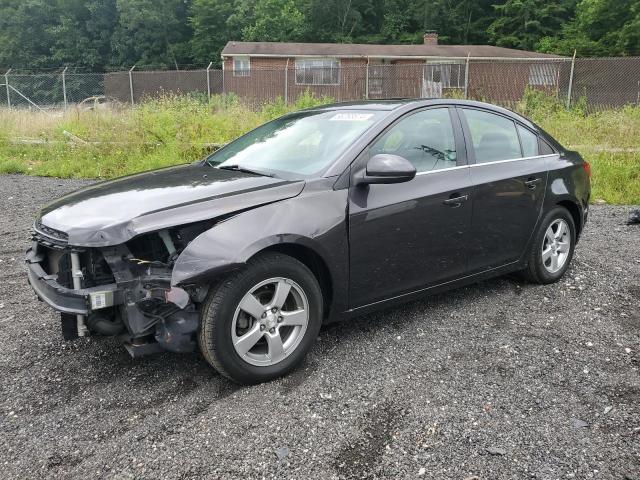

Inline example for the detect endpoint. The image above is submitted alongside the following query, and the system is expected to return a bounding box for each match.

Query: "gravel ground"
[0,174,638,480]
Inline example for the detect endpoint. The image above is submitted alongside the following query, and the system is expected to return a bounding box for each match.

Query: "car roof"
[306,98,535,128]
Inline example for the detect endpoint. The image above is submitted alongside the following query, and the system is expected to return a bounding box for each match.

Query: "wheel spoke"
[270,280,292,309]
[555,222,567,239]
[233,323,264,355]
[280,309,307,327]
[545,228,555,245]
[557,240,570,253]
[542,247,553,262]
[239,293,265,320]
[266,332,286,363]
[231,276,309,367]
[550,252,559,271]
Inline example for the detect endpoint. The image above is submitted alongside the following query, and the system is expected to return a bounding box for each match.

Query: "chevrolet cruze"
[26,99,591,384]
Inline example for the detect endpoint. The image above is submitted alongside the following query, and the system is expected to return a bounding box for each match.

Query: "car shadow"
[31,272,528,408]
[319,273,527,345]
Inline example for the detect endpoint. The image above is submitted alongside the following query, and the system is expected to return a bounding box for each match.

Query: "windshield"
[206,110,384,177]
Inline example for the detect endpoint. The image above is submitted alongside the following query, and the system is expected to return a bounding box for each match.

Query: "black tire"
[198,252,323,384]
[522,206,576,284]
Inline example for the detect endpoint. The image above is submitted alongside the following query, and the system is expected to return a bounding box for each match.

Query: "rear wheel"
[198,252,323,384]
[522,206,576,284]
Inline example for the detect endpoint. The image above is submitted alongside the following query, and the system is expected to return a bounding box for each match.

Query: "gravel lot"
[0,174,638,480]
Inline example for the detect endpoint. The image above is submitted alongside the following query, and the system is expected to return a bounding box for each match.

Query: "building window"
[233,56,250,77]
[295,58,340,85]
[528,63,558,86]
[424,61,464,88]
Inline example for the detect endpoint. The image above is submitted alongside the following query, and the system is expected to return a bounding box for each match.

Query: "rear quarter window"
[538,137,556,155]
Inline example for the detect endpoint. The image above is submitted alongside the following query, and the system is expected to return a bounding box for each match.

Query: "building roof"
[221,41,562,59]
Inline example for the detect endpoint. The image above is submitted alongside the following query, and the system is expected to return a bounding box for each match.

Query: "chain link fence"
[2,56,640,112]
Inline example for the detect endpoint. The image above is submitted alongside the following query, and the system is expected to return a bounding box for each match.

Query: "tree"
[110,0,194,68]
[190,0,245,65]
[0,0,58,69]
[488,0,572,51]
[49,0,118,70]
[301,0,376,43]
[406,0,496,45]
[242,0,307,42]
[538,0,640,56]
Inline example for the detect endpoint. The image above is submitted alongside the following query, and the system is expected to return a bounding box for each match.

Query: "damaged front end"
[26,220,213,357]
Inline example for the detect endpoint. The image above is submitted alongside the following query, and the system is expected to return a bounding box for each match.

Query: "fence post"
[365,58,369,99]
[284,59,289,104]
[4,68,11,108]
[128,65,136,105]
[566,50,576,109]
[464,54,470,99]
[61,67,68,110]
[206,62,212,98]
[222,61,225,95]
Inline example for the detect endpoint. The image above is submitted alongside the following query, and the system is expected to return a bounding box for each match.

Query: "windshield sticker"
[329,113,374,121]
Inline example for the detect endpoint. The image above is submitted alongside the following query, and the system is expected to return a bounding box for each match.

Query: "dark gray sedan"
[26,99,591,384]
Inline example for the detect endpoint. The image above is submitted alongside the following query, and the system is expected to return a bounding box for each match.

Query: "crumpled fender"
[171,184,349,301]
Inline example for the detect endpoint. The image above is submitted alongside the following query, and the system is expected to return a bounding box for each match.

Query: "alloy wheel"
[541,218,571,274]
[231,277,309,366]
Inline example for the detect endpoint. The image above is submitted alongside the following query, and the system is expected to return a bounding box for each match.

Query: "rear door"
[458,107,549,273]
[348,107,472,308]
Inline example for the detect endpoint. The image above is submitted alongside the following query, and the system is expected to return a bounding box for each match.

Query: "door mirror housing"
[356,154,417,185]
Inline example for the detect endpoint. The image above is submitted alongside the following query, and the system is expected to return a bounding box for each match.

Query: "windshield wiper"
[216,164,274,177]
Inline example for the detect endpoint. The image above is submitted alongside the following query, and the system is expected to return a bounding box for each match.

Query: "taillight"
[582,161,591,178]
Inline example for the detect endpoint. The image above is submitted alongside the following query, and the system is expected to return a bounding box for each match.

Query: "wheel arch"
[254,243,334,320]
[556,199,583,237]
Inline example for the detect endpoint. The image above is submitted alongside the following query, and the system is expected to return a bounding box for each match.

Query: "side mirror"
[356,154,417,185]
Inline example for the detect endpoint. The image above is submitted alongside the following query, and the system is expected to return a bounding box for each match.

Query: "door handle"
[524,177,542,189]
[443,194,469,207]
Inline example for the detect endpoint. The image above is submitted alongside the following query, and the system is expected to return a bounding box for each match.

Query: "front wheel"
[522,206,576,284]
[198,252,323,384]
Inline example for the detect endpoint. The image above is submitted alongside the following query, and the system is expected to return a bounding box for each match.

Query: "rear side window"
[462,109,521,163]
[518,125,538,157]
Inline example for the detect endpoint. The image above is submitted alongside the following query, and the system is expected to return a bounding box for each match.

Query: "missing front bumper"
[26,248,123,315]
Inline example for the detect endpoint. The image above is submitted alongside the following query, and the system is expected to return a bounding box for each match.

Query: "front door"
[368,60,390,99]
[348,107,472,308]
[458,107,549,272]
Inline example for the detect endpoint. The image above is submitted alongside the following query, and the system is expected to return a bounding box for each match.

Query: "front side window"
[207,110,383,177]
[295,58,340,85]
[370,108,457,173]
[463,109,522,163]
[233,56,250,77]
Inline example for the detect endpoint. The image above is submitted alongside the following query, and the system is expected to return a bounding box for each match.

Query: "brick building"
[220,33,563,103]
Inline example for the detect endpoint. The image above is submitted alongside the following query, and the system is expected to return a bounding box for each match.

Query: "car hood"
[38,163,305,247]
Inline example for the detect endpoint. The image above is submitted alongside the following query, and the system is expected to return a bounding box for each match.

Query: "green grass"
[0,90,638,204]
[0,92,331,179]
[514,89,640,204]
